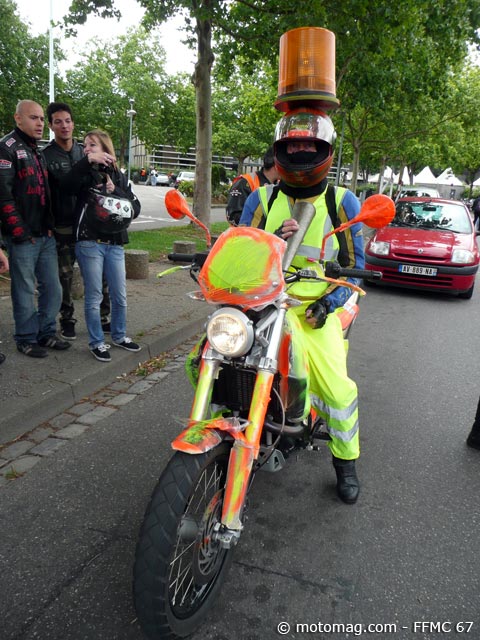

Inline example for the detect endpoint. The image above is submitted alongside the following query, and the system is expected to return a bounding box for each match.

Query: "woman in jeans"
[64,129,141,362]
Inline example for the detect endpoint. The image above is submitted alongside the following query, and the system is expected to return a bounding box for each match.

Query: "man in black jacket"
[225,146,279,226]
[0,235,8,364]
[43,102,110,340]
[0,100,69,357]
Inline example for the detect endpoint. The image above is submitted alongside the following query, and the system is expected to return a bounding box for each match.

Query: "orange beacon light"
[275,26,340,112]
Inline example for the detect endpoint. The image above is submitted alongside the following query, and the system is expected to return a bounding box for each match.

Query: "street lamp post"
[126,98,137,184]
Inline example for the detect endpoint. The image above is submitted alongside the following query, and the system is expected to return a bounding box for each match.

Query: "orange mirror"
[165,188,193,220]
[355,194,395,228]
[164,187,212,247]
[320,193,395,260]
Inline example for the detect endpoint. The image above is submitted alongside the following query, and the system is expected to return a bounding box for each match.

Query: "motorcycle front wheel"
[133,443,235,640]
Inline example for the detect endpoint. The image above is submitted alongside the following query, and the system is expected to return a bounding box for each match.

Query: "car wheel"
[458,283,475,299]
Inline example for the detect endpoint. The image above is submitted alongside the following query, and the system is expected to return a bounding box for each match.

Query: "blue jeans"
[75,241,127,349]
[5,235,62,345]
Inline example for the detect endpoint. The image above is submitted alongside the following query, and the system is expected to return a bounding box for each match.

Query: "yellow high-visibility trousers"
[289,304,359,460]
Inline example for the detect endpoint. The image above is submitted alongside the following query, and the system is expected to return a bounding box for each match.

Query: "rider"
[226,146,279,226]
[240,106,364,504]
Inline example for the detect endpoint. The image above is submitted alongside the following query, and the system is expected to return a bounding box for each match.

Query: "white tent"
[392,167,411,184]
[369,166,395,182]
[436,167,464,186]
[414,166,438,185]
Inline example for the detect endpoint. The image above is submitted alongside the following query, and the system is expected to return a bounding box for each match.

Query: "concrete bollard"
[172,241,196,254]
[125,249,149,279]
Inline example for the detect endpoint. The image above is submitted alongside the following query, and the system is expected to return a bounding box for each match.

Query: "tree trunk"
[193,7,213,227]
[350,144,360,194]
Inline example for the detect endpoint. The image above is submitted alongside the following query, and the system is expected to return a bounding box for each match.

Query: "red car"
[365,197,480,299]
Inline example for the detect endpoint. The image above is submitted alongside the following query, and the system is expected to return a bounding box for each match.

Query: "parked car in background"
[174,171,195,188]
[155,172,170,186]
[365,197,480,299]
[398,186,440,199]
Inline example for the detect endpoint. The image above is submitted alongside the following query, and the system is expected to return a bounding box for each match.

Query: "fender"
[172,416,250,454]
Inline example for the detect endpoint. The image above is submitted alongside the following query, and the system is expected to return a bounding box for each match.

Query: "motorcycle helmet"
[273,107,336,187]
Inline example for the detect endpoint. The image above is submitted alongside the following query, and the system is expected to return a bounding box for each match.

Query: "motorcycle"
[133,190,395,640]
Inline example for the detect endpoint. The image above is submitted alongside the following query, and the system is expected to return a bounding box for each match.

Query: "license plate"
[399,264,437,276]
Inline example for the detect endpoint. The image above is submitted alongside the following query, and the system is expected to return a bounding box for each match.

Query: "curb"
[0,339,196,488]
[0,315,207,445]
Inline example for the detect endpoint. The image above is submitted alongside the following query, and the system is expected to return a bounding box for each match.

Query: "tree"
[211,59,278,172]
[61,0,480,210]
[61,27,171,164]
[63,0,224,223]
[0,0,55,134]
[441,66,480,194]
[219,0,480,192]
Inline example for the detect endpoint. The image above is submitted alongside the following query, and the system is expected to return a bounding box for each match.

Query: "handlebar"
[324,262,382,280]
[167,252,208,266]
[335,268,383,280]
[167,253,382,283]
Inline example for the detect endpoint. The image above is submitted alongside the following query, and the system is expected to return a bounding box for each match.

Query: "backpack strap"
[325,183,349,267]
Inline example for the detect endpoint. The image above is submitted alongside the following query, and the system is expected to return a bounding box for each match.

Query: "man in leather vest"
[240,107,364,504]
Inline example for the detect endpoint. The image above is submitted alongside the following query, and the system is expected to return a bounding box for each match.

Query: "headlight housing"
[369,240,390,256]
[206,308,254,357]
[451,249,475,264]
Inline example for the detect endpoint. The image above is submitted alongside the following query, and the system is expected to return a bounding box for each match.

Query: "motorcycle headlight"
[452,249,475,264]
[369,240,390,256]
[207,308,254,357]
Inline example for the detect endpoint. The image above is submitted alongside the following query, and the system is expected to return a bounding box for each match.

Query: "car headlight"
[207,308,254,357]
[369,240,390,256]
[452,249,475,264]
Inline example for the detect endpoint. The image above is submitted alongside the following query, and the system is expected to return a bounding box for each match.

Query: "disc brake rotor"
[192,489,224,585]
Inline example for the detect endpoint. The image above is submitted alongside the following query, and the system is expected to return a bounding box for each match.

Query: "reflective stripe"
[311,392,359,441]
[312,393,358,421]
[296,244,322,259]
[328,419,359,442]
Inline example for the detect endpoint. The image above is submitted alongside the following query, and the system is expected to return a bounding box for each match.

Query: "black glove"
[305,298,330,329]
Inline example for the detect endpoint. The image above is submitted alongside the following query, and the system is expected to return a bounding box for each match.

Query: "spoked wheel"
[133,443,235,640]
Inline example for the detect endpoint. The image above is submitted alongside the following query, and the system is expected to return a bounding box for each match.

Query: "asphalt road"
[130,184,227,230]
[1,283,480,640]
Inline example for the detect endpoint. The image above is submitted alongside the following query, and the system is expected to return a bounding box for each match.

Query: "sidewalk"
[0,261,209,445]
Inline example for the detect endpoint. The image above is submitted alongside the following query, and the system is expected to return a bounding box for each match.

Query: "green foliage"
[211,163,227,188]
[61,26,172,163]
[212,59,279,169]
[7,0,480,193]
[0,0,55,133]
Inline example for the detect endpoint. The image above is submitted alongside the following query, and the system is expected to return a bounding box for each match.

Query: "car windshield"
[392,201,471,233]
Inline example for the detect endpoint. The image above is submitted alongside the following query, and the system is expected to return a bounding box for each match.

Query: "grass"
[4,467,21,480]
[127,222,229,261]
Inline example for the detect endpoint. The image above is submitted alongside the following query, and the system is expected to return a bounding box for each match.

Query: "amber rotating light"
[275,27,339,112]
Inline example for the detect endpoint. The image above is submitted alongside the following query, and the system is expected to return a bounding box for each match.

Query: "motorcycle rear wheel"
[133,443,235,640]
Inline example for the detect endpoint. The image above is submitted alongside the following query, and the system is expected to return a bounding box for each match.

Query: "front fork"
[188,307,286,536]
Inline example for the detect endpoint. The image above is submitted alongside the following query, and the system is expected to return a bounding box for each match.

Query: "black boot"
[466,424,480,450]
[332,456,360,504]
